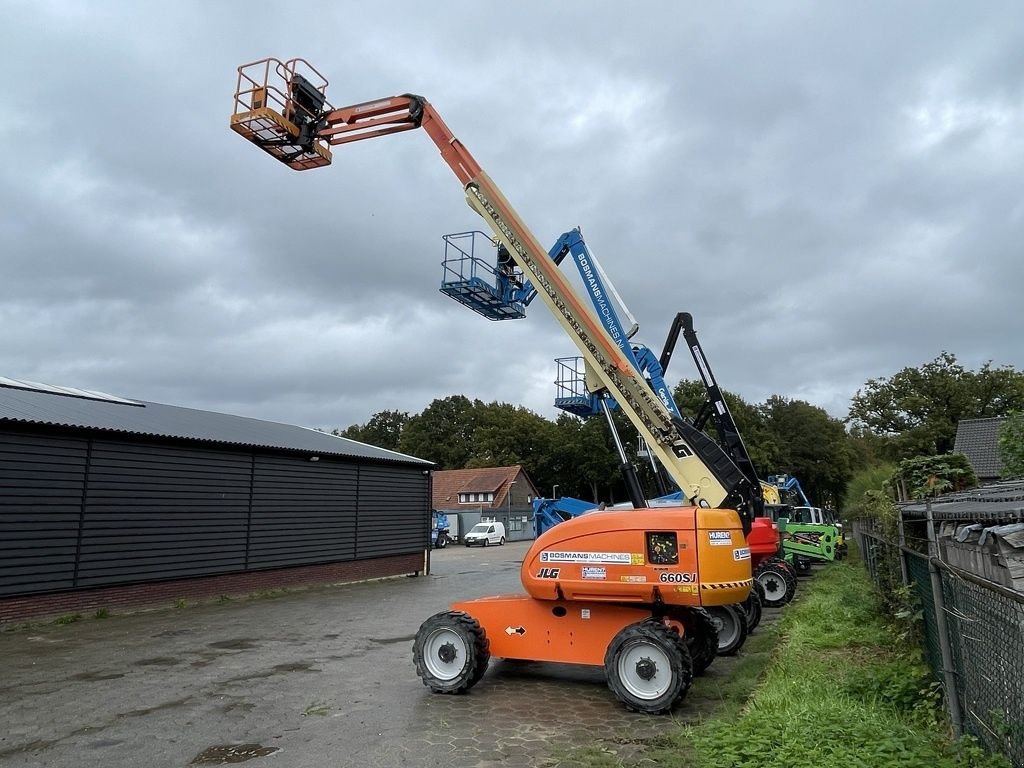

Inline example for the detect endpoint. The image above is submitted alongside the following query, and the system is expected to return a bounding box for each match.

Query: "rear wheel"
[742,588,763,634]
[666,607,718,676]
[704,605,748,656]
[755,562,796,607]
[605,620,693,714]
[436,535,447,549]
[499,537,505,546]
[413,611,490,694]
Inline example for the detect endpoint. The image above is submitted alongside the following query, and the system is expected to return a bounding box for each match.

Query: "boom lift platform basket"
[230,58,333,171]
[440,231,527,320]
[553,356,599,416]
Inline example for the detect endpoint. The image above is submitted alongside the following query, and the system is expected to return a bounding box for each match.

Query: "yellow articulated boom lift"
[229,58,759,713]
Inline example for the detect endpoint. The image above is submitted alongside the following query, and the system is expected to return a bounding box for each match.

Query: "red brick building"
[431,465,540,542]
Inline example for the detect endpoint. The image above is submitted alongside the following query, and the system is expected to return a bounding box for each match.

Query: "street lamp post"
[507,480,517,514]
[552,484,559,499]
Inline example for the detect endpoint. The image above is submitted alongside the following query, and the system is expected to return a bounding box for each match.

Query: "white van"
[464,521,506,547]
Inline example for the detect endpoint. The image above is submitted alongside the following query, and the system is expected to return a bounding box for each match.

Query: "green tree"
[848,352,1024,459]
[467,402,561,494]
[760,396,853,508]
[550,413,620,503]
[999,411,1024,478]
[399,395,482,469]
[335,409,409,451]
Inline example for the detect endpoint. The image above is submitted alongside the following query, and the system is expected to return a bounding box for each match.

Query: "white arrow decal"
[504,626,526,636]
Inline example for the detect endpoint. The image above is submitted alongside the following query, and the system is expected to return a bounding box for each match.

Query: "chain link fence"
[856,520,1024,767]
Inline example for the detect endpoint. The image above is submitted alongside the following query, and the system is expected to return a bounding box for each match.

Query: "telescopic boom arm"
[230,59,756,530]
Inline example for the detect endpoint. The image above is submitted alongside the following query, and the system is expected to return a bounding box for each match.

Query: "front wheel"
[704,605,748,656]
[413,611,490,694]
[483,538,489,547]
[436,535,447,549]
[604,620,692,714]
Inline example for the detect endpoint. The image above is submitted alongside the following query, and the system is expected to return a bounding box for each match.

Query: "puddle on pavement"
[220,700,256,714]
[208,639,259,650]
[71,671,125,681]
[191,744,280,764]
[134,656,181,667]
[87,738,124,749]
[119,696,192,718]
[225,661,317,682]
[152,628,194,638]
[368,634,416,645]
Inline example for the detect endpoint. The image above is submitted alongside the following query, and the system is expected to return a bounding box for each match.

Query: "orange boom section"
[520,508,751,607]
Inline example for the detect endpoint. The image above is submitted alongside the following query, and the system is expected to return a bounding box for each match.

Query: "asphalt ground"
[0,541,780,768]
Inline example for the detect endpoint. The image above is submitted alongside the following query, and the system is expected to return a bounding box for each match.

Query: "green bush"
[895,454,976,499]
[843,464,896,520]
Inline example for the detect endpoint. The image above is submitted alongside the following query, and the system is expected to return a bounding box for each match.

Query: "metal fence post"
[925,498,964,738]
[896,505,910,586]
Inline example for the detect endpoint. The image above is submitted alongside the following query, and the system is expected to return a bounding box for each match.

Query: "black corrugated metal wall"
[0,427,429,597]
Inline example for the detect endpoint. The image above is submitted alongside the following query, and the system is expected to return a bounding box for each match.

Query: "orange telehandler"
[229,58,769,713]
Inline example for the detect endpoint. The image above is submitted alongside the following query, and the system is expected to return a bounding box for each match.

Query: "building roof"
[0,379,431,466]
[432,465,538,509]
[954,417,1006,480]
[900,479,1024,522]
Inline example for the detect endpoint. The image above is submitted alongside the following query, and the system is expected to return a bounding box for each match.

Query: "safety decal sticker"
[630,553,645,565]
[540,551,632,564]
[620,575,648,583]
[708,530,733,546]
[733,547,751,561]
[582,566,607,580]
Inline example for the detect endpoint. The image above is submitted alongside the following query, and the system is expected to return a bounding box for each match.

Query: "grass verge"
[646,558,1010,768]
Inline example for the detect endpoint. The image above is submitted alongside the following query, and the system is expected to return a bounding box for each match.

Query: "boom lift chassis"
[230,58,758,713]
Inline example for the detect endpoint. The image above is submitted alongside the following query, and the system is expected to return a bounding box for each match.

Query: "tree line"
[336,352,1024,509]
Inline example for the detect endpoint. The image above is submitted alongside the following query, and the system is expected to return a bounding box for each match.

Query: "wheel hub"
[634,656,657,681]
[437,641,458,664]
[762,575,781,594]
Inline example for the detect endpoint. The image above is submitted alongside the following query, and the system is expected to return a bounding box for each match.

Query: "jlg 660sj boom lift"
[230,58,757,713]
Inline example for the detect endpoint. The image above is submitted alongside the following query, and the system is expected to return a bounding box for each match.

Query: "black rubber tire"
[413,611,490,694]
[604,620,693,714]
[483,538,489,547]
[768,556,798,581]
[666,607,719,677]
[499,537,505,546]
[436,535,447,549]
[742,588,763,634]
[704,605,748,656]
[755,562,796,607]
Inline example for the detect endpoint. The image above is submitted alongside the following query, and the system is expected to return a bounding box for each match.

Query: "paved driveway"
[0,541,774,768]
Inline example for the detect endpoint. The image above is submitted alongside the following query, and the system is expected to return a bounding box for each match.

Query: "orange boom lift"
[230,58,762,713]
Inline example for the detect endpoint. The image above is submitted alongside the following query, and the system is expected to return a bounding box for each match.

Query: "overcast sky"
[2,1,1022,434]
